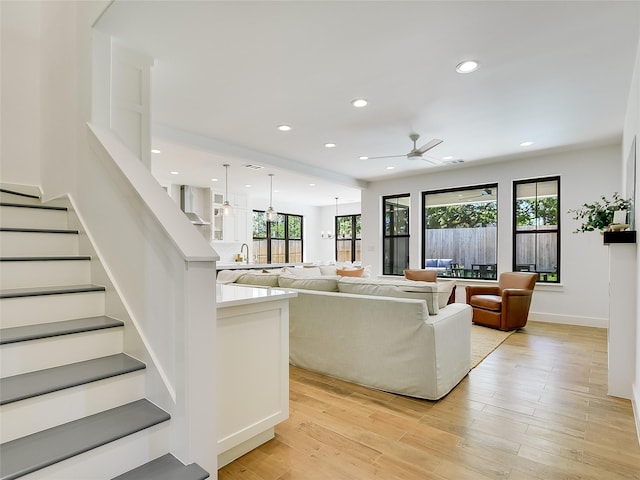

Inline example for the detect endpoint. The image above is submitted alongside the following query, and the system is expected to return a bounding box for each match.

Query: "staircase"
[0,187,209,480]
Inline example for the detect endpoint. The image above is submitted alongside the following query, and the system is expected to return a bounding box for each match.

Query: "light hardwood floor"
[219,321,640,479]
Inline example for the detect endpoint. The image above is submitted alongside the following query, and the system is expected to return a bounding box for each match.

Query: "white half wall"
[362,143,622,327]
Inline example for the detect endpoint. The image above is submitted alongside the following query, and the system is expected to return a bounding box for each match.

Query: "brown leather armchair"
[465,272,537,331]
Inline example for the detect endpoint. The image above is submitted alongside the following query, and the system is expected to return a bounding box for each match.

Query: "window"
[252,210,303,264]
[513,177,560,283]
[335,214,361,262]
[383,194,410,275]
[423,184,498,279]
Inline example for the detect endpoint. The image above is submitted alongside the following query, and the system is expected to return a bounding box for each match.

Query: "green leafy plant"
[568,193,631,233]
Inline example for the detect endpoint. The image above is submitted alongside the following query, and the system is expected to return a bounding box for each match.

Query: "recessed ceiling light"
[324,143,336,148]
[351,99,368,108]
[359,156,369,160]
[442,155,454,160]
[277,125,291,131]
[455,60,479,73]
[309,183,316,187]
[520,141,534,147]
[211,178,219,182]
[170,171,179,175]
[244,184,252,188]
[386,166,395,170]
[151,149,161,154]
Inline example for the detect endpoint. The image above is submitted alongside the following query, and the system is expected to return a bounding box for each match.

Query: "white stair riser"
[0,260,91,289]
[0,291,105,328]
[0,193,41,205]
[17,422,170,480]
[0,231,79,256]
[1,371,145,443]
[0,206,68,230]
[1,328,122,377]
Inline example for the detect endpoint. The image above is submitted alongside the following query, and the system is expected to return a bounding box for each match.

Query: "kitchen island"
[216,262,303,272]
[216,284,297,468]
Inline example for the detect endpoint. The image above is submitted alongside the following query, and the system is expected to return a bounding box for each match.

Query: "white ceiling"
[95,1,640,207]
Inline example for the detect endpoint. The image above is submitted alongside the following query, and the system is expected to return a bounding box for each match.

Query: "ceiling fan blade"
[416,138,443,154]
[366,154,407,160]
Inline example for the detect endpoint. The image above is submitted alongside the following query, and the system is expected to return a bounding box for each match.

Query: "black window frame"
[422,183,498,280]
[334,214,361,263]
[252,210,303,264]
[512,176,561,283]
[382,194,410,276]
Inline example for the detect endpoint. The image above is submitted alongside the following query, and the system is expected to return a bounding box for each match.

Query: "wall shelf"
[603,230,636,244]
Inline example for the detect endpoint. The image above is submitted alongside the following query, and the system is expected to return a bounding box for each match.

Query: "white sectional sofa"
[217,267,472,400]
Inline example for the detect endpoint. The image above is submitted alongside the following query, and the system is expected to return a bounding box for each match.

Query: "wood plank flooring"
[219,321,640,479]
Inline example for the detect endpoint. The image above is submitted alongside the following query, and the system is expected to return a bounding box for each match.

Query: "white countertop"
[216,284,297,308]
[216,262,303,271]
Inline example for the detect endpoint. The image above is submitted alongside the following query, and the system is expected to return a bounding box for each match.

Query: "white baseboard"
[633,383,640,447]
[528,311,608,329]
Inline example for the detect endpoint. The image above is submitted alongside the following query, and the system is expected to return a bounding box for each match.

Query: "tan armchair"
[465,272,537,330]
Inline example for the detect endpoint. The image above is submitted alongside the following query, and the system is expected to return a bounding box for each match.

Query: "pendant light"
[266,173,277,222]
[222,164,232,216]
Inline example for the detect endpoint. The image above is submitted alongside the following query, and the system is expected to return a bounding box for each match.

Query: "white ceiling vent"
[243,164,264,170]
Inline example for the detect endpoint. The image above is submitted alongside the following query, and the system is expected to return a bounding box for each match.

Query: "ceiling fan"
[368,133,443,163]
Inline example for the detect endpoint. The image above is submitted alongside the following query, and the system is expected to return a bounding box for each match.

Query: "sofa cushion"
[337,277,439,314]
[278,274,339,292]
[336,267,365,277]
[469,294,502,311]
[282,266,322,277]
[235,272,281,287]
[404,269,437,282]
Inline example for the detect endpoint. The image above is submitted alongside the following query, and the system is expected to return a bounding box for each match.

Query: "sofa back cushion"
[235,272,281,287]
[337,277,439,314]
[278,274,339,292]
[436,279,456,308]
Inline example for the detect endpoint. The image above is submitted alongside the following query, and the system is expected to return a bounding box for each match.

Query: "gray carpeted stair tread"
[111,453,209,480]
[0,284,105,299]
[0,353,145,405]
[0,316,123,345]
[0,227,78,234]
[0,256,90,262]
[0,202,66,211]
[0,399,170,480]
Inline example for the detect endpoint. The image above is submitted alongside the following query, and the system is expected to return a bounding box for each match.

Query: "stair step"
[0,316,122,345]
[0,227,78,234]
[1,353,145,405]
[0,255,90,261]
[112,454,209,480]
[0,202,66,211]
[0,204,69,230]
[0,399,170,480]
[0,284,105,299]
[0,189,40,201]
[0,256,91,289]
[0,229,79,256]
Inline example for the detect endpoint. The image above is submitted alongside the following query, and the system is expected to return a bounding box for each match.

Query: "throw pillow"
[436,280,456,308]
[403,269,437,282]
[336,267,365,277]
[281,266,322,277]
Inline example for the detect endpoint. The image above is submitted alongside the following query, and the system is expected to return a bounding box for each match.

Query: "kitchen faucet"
[240,243,249,264]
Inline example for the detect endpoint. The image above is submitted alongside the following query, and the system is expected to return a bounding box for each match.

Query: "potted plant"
[568,192,631,233]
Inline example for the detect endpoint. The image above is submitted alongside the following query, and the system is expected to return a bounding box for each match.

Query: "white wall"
[623,32,640,437]
[0,0,42,185]
[362,143,622,327]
